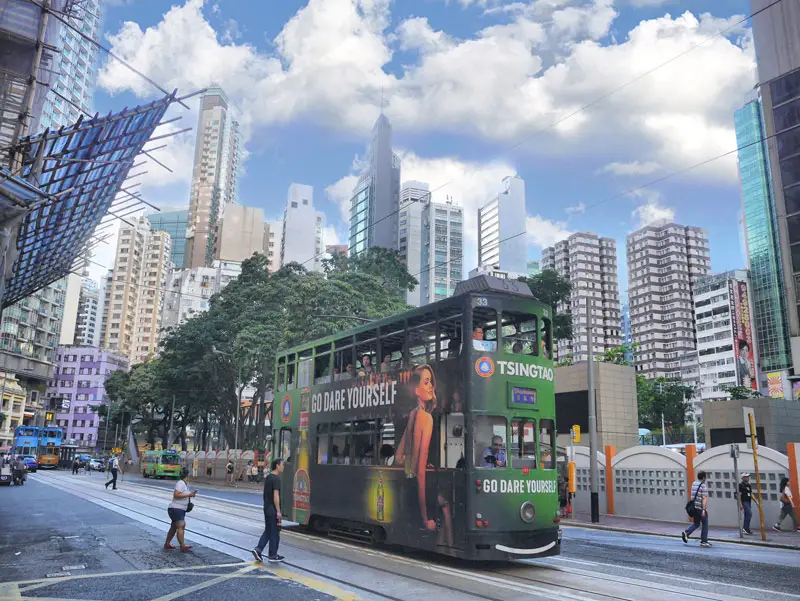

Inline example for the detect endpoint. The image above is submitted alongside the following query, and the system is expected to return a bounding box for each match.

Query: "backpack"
[685,481,703,517]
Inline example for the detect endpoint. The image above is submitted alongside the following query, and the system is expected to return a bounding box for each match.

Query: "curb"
[562,521,800,551]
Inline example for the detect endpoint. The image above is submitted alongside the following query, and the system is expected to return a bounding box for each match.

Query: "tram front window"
[474,415,507,468]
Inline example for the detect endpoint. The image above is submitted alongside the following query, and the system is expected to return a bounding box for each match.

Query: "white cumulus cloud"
[599,160,662,176]
[527,215,573,248]
[632,200,676,228]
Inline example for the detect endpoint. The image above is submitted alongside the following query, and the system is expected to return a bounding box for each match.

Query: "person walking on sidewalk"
[105,454,121,490]
[739,473,756,535]
[164,467,197,552]
[682,471,712,548]
[252,458,285,563]
[773,477,799,532]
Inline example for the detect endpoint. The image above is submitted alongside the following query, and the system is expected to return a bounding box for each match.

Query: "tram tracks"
[33,473,758,601]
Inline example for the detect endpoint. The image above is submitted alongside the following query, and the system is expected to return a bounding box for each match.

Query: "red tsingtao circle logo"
[475,357,495,378]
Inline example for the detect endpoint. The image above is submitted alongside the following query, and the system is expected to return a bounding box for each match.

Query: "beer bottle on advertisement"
[293,390,311,524]
[376,470,385,522]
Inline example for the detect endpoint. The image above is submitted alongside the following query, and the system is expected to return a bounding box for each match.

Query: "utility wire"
[297,0,784,270]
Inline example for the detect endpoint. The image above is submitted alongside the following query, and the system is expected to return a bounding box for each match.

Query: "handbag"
[685,481,703,517]
[187,500,194,513]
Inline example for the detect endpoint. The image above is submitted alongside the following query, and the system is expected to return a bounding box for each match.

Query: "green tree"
[637,376,692,430]
[722,385,761,400]
[518,269,572,341]
[600,342,638,365]
[555,354,574,367]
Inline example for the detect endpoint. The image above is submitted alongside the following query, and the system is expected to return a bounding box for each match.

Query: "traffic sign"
[571,425,581,444]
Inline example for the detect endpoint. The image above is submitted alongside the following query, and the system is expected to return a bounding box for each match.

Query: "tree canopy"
[722,385,762,400]
[110,250,415,452]
[636,376,692,430]
[518,269,573,341]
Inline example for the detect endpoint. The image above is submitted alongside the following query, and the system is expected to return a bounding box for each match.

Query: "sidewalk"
[565,512,800,550]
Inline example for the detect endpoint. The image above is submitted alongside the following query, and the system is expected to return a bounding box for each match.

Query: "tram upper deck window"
[333,338,355,381]
[502,313,539,355]
[510,419,537,469]
[314,344,332,384]
[472,306,498,352]
[286,354,296,390]
[474,415,507,468]
[541,318,553,359]
[356,330,378,376]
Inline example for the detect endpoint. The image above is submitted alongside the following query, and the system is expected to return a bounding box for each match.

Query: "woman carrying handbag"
[164,467,197,551]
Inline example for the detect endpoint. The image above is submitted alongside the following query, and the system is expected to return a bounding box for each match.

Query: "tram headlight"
[520,501,536,523]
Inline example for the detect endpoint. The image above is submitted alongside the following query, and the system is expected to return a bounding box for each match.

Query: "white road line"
[646,573,714,586]
[548,557,600,567]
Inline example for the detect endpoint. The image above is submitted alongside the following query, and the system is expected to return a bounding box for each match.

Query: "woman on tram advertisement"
[394,364,454,546]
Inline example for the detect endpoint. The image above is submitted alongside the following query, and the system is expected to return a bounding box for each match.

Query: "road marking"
[646,573,714,585]
[269,567,362,601]
[150,564,258,601]
[548,557,599,567]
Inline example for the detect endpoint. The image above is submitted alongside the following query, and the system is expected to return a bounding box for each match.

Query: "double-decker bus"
[142,450,182,479]
[38,427,63,469]
[270,275,560,561]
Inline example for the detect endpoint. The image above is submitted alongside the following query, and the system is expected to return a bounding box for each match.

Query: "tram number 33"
[482,479,558,494]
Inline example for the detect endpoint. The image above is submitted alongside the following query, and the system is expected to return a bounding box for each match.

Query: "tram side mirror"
[452,425,463,438]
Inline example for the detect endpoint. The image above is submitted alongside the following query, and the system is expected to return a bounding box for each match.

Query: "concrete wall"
[555,362,639,451]
[703,397,800,451]
[572,443,796,528]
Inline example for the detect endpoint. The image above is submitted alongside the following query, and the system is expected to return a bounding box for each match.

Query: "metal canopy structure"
[0,92,176,307]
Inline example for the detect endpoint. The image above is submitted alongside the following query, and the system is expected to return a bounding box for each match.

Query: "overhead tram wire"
[296,0,786,271]
[408,127,787,283]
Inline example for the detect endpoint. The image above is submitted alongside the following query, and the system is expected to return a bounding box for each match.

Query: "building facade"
[184,86,241,269]
[477,176,527,274]
[102,217,171,364]
[264,220,283,272]
[627,222,711,379]
[748,2,800,376]
[73,278,103,347]
[281,184,325,270]
[217,204,265,263]
[399,182,428,306]
[693,270,759,403]
[48,346,128,451]
[0,373,28,448]
[542,232,622,362]
[348,114,401,255]
[527,260,540,276]
[419,199,463,305]
[149,209,189,270]
[162,260,241,333]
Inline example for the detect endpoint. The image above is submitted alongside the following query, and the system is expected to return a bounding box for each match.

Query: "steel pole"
[732,445,742,539]
[167,394,175,449]
[586,298,600,523]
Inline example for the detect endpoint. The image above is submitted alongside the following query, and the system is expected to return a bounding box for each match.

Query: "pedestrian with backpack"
[682,471,712,548]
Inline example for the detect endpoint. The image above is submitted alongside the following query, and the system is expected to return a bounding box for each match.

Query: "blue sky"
[93,0,755,296]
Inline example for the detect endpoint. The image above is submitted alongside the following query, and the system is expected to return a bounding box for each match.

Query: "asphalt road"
[9,471,800,601]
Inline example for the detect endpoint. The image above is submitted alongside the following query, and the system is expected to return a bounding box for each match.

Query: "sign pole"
[748,412,767,541]
[586,299,600,523]
[731,444,742,539]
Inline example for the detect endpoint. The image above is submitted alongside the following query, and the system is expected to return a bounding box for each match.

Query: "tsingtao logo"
[281,394,292,423]
[475,357,495,378]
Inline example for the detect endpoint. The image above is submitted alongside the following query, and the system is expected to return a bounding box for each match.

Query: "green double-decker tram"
[271,275,561,561]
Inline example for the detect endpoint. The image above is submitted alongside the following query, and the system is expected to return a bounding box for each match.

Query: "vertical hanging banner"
[731,280,757,390]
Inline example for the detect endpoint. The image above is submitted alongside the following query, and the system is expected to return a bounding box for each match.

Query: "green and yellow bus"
[270,274,560,561]
[141,450,182,479]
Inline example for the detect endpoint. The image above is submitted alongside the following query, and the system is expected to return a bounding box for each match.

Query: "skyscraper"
[477,176,527,275]
[542,232,622,362]
[420,199,463,305]
[102,217,171,364]
[349,114,401,255]
[399,182,428,306]
[627,222,711,379]
[281,184,325,271]
[184,86,241,268]
[73,278,103,347]
[748,1,800,375]
[35,1,104,134]
[149,209,189,270]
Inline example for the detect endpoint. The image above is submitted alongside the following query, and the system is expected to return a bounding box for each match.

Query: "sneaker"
[700,541,712,548]
[773,525,781,532]
[251,548,264,563]
[681,531,688,544]
[743,529,753,535]
[268,554,284,563]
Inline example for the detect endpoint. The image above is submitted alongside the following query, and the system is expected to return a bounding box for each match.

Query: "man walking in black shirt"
[252,458,285,563]
[739,473,755,535]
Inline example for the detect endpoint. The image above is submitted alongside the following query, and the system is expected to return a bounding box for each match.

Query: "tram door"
[438,413,466,549]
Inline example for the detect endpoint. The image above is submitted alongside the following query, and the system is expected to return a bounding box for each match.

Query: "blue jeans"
[742,500,752,532]
[685,509,709,542]
[256,508,280,557]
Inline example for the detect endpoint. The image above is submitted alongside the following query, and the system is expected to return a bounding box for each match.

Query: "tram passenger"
[472,326,497,352]
[360,355,374,376]
[395,365,454,546]
[482,435,507,468]
[381,354,393,372]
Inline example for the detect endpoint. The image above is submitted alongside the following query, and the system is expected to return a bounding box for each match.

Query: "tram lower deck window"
[510,419,537,468]
[474,415,507,468]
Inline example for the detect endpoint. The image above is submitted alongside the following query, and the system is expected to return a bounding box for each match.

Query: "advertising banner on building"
[731,280,757,390]
[767,371,785,398]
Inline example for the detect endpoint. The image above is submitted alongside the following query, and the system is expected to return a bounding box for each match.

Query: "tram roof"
[281,274,543,357]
